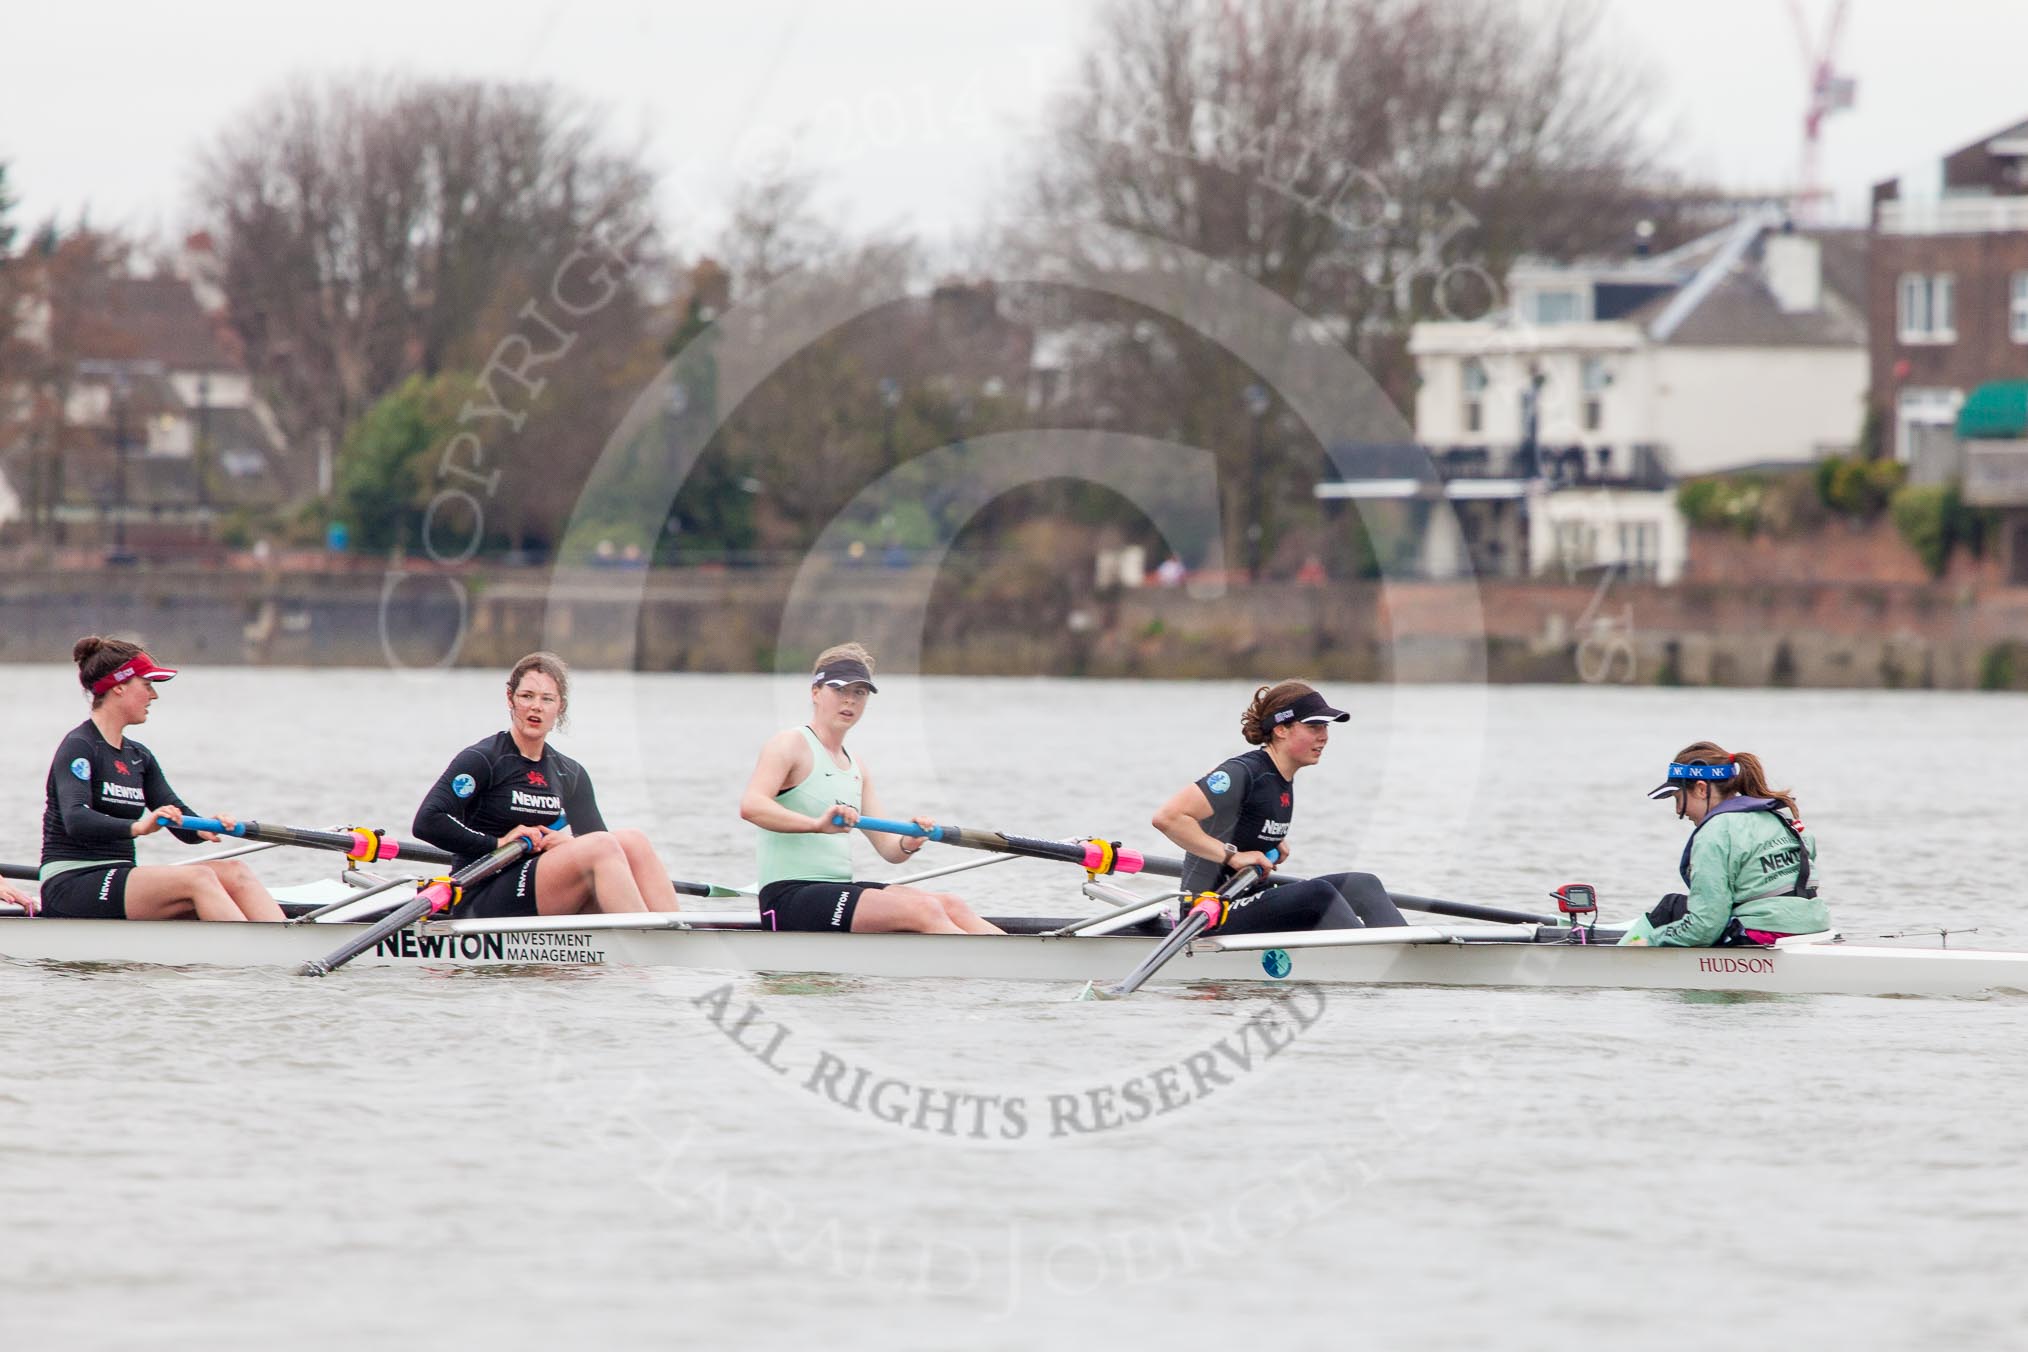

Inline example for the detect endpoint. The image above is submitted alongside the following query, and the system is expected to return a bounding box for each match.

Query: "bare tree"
[1019,0,1688,573]
[198,77,664,456]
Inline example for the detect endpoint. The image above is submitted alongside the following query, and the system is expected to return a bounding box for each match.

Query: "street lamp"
[1243,383,1271,581]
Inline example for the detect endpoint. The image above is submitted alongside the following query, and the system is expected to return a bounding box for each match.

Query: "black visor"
[1272,690,1350,727]
[813,658,878,692]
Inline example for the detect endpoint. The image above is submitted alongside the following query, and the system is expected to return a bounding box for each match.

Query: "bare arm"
[1152,782,1278,874]
[738,732,850,835]
[857,764,928,865]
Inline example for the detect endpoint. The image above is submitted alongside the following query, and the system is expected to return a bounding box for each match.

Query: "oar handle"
[846,814,940,840]
[1,862,37,882]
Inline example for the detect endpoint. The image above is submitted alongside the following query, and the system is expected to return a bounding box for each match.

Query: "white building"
[1322,215,1869,583]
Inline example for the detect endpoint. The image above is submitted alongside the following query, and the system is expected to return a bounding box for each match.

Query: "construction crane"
[1786,0,1856,223]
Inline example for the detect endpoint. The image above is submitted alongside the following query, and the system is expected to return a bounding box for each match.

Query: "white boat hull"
[2,915,2023,998]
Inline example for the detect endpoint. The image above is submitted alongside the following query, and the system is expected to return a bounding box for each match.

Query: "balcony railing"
[1962,441,2028,508]
[1877,197,2028,236]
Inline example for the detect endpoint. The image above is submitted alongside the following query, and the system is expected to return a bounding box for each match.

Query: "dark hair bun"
[73,636,107,665]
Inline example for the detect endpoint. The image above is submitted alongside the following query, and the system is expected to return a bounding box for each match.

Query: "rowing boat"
[1,902,2021,998]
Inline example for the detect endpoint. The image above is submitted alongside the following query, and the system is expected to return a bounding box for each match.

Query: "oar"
[845,815,1186,877]
[1077,863,1267,1001]
[2,862,37,882]
[1390,893,1567,928]
[177,817,456,866]
[182,816,746,899]
[299,839,531,977]
[1248,876,1567,930]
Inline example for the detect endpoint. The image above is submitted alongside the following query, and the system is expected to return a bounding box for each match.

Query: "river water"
[2,668,2024,1350]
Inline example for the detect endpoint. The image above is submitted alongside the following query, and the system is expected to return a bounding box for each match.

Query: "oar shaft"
[1108,908,1212,996]
[1389,893,1563,928]
[1097,863,1266,998]
[180,818,731,898]
[848,815,1180,877]
[1,862,36,882]
[178,818,456,866]
[299,839,529,977]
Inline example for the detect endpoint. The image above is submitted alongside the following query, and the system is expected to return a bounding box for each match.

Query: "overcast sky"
[4,0,2025,255]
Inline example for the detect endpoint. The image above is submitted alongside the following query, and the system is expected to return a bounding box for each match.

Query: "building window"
[1527,290,1584,325]
[1581,357,1608,432]
[1899,272,1956,343]
[2013,273,2028,344]
[1462,358,1487,434]
[1554,520,1596,570]
[1896,387,1963,466]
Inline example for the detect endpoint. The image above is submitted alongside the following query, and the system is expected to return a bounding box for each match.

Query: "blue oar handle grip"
[836,813,943,841]
[173,816,243,836]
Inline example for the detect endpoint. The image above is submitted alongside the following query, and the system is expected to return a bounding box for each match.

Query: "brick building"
[1870,116,2028,463]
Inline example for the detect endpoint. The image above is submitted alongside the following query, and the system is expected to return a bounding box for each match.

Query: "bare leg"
[936,893,1004,935]
[202,858,285,922]
[532,833,649,915]
[613,828,680,912]
[850,885,969,935]
[123,864,244,921]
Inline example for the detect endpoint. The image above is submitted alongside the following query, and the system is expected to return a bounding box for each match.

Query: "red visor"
[90,652,179,696]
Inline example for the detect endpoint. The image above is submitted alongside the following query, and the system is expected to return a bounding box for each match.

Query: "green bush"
[1676,476,1766,535]
[1814,455,1905,519]
[1979,643,2016,692]
[1890,483,1958,578]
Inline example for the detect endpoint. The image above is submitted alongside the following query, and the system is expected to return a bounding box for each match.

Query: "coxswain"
[1150,680,1407,935]
[738,643,1003,934]
[412,651,681,916]
[37,636,284,921]
[1619,741,1829,947]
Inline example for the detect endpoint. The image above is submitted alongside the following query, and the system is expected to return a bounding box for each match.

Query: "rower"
[737,643,1003,934]
[411,651,681,917]
[1150,680,1407,935]
[1619,741,1830,947]
[37,636,284,921]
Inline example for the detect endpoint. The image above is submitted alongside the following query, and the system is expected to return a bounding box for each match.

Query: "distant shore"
[5,556,2027,691]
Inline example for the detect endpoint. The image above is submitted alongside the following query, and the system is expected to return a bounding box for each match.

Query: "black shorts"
[453,856,543,919]
[757,879,887,933]
[39,866,132,919]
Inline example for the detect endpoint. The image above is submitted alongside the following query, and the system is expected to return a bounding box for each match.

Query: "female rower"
[38,636,283,921]
[738,643,1002,934]
[412,651,680,917]
[1620,741,1828,947]
[1150,680,1407,935]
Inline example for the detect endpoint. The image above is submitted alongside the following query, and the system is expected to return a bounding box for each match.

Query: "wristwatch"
[1222,842,1239,862]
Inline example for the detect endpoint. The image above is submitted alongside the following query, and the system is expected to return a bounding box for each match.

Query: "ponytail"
[1670,740,1798,816]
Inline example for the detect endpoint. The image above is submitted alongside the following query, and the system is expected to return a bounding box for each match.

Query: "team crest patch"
[1206,770,1231,795]
[70,757,90,781]
[452,773,476,799]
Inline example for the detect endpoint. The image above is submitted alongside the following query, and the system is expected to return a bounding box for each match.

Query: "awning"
[1957,381,2028,440]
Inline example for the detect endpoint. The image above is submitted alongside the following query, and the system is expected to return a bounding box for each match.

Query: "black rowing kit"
[1182,747,1405,934]
[37,720,203,918]
[413,732,606,918]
